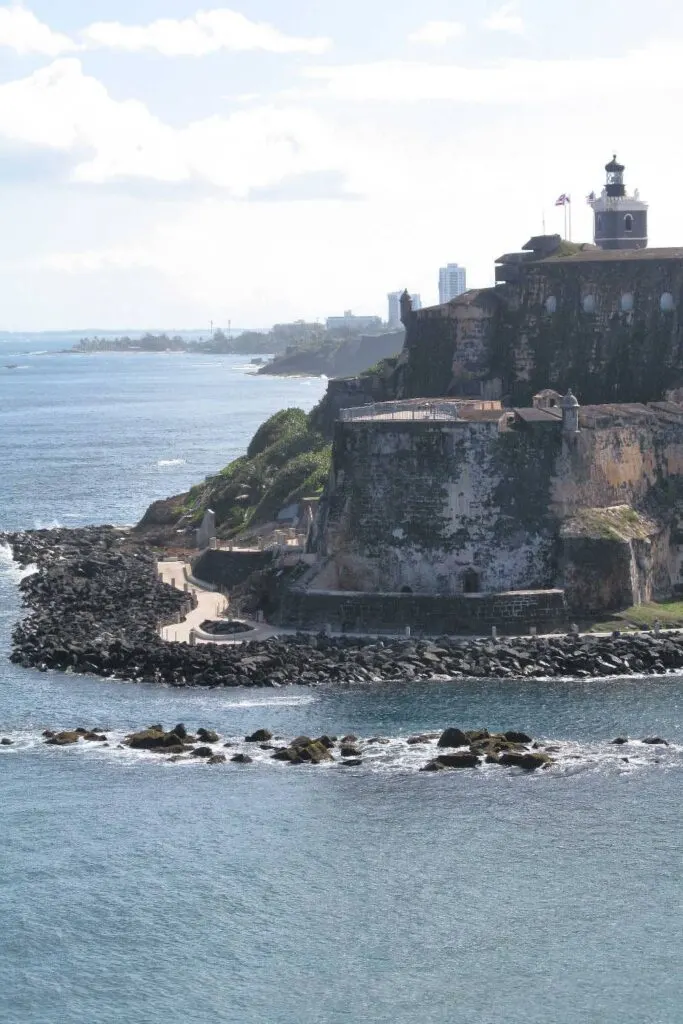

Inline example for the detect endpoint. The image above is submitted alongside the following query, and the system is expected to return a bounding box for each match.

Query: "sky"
[2,1,683,329]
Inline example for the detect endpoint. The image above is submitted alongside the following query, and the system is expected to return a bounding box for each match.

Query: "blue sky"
[1,0,682,329]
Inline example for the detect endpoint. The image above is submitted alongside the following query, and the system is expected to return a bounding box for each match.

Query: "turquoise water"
[1,353,682,1024]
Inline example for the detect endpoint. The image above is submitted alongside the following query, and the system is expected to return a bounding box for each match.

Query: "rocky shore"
[1,721,674,774]
[6,527,683,688]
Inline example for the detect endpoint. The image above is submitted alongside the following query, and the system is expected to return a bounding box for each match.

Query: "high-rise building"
[439,264,467,305]
[388,291,422,327]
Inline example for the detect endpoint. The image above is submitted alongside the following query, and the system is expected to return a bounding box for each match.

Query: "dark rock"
[340,745,362,758]
[1,738,14,745]
[437,728,470,749]
[425,752,481,770]
[207,754,227,765]
[126,729,170,750]
[339,759,363,767]
[45,730,81,746]
[340,734,358,743]
[504,730,533,744]
[641,737,669,745]
[611,736,629,745]
[197,728,220,743]
[231,753,253,764]
[498,752,553,770]
[245,729,273,742]
[172,723,188,739]
[191,746,214,758]
[407,734,436,745]
[42,730,55,738]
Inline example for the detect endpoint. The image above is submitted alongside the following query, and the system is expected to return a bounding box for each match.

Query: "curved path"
[157,560,228,643]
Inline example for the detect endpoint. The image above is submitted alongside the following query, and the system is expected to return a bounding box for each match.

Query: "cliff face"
[258,331,404,379]
[397,243,683,406]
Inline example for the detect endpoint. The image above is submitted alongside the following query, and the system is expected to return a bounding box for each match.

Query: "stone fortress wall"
[278,230,683,634]
[397,238,683,407]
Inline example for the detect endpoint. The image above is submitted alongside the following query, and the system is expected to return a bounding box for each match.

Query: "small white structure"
[561,389,580,434]
[196,509,216,550]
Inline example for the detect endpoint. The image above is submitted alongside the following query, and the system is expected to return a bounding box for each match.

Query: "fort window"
[582,294,596,314]
[544,295,557,314]
[463,569,480,594]
[624,214,633,233]
[400,585,413,594]
[661,292,675,313]
[620,292,634,312]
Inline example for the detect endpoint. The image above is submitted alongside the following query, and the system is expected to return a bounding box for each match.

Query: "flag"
[586,191,596,204]
[555,193,571,206]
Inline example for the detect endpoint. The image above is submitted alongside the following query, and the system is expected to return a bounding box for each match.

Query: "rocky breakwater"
[6,527,683,686]
[4,526,194,678]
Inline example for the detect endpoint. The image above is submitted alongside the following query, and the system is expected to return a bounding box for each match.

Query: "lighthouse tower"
[589,155,648,251]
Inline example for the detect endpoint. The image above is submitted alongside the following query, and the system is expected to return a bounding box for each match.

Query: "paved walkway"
[158,560,228,643]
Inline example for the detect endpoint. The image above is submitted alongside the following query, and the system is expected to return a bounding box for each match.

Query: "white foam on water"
[0,543,37,583]
[217,694,318,708]
[2,726,680,777]
[157,458,187,468]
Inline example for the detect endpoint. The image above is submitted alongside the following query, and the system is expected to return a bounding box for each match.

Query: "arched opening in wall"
[620,292,634,312]
[463,569,480,594]
[624,214,633,233]
[661,292,675,313]
[400,585,413,594]
[544,295,557,314]
[582,294,596,314]
[597,214,604,232]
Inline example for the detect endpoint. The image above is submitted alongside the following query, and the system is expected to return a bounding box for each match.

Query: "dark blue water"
[1,354,682,1024]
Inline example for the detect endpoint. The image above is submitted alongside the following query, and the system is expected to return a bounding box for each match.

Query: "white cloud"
[300,41,683,104]
[0,4,75,55]
[0,5,330,57]
[82,8,330,56]
[482,3,524,35]
[0,59,344,195]
[408,21,466,46]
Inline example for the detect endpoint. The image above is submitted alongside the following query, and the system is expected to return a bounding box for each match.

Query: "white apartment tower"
[439,264,467,304]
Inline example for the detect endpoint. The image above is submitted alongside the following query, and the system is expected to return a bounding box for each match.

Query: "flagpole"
[568,199,572,242]
[564,202,567,241]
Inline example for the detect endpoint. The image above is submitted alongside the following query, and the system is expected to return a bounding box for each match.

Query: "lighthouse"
[588,155,648,251]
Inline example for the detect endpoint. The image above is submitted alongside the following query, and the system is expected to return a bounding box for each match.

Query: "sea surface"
[1,351,682,1024]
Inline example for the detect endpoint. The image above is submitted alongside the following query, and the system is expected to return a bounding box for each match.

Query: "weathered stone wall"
[400,290,501,398]
[192,549,273,589]
[401,254,683,406]
[314,418,561,594]
[279,587,567,635]
[310,404,683,611]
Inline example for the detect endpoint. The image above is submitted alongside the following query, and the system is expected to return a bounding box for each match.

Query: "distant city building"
[326,310,383,333]
[387,291,421,327]
[439,264,467,304]
[271,321,321,345]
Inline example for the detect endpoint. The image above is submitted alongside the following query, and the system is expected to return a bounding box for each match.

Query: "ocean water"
[1,354,682,1024]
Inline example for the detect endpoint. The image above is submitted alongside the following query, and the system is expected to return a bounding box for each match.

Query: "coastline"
[6,525,683,688]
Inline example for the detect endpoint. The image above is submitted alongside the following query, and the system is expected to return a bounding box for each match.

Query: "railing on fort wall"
[340,400,464,422]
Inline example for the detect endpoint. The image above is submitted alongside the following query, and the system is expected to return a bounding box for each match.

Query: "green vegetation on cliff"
[139,408,331,539]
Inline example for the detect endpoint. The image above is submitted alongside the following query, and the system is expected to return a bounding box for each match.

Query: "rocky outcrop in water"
[6,527,683,688]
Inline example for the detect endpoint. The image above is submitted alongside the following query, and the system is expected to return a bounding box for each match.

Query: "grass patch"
[587,599,683,632]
